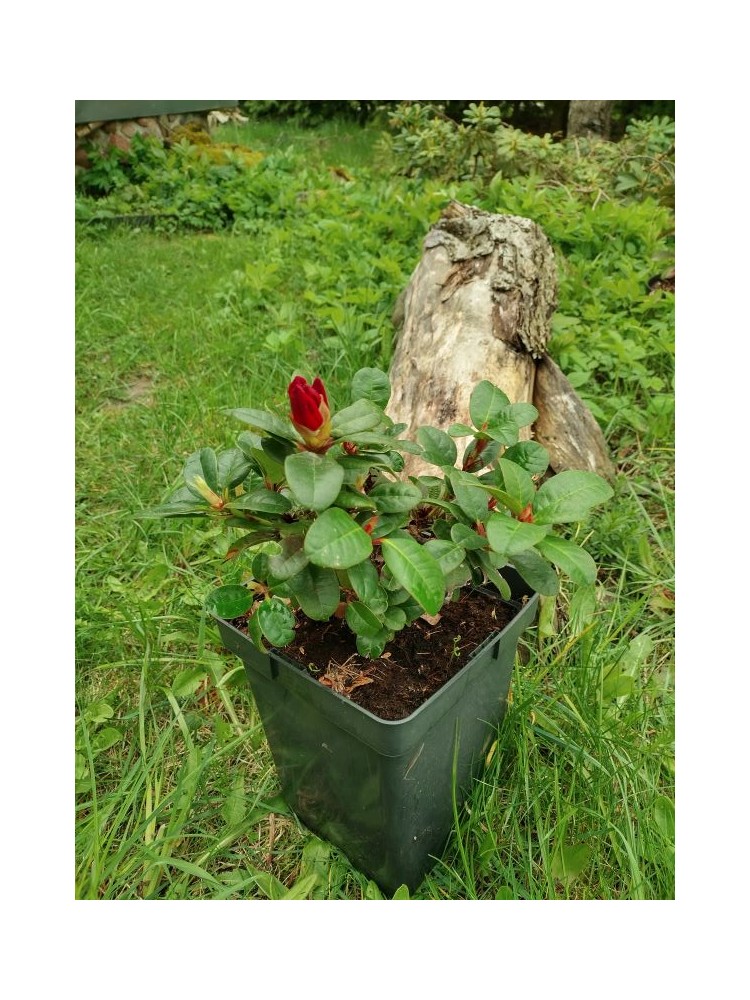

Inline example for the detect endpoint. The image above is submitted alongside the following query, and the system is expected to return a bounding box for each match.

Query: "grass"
[75,118,674,900]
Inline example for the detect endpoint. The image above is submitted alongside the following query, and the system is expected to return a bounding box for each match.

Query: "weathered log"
[386,201,615,481]
[533,355,615,478]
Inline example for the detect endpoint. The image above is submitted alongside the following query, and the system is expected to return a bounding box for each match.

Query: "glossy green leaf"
[304,508,373,569]
[380,534,445,615]
[217,447,255,489]
[509,549,559,596]
[183,448,220,499]
[256,598,296,647]
[356,631,390,658]
[392,884,411,900]
[347,559,388,615]
[450,522,488,550]
[502,440,550,476]
[508,401,539,428]
[533,471,614,525]
[368,482,422,513]
[482,417,519,447]
[346,601,385,638]
[338,432,412,454]
[331,398,385,437]
[247,610,268,652]
[497,458,536,508]
[448,471,491,522]
[228,488,292,515]
[225,529,280,559]
[486,513,549,558]
[227,407,300,442]
[424,539,467,574]
[137,501,211,519]
[537,535,597,586]
[268,534,309,581]
[417,427,458,468]
[205,585,253,619]
[469,380,510,429]
[286,564,341,620]
[351,367,391,408]
[284,451,344,512]
[447,422,475,437]
[383,606,407,631]
[333,487,378,510]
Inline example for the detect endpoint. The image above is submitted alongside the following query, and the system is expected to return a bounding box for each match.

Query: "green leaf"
[392,884,411,900]
[229,488,292,515]
[256,598,296,647]
[536,536,597,586]
[304,508,373,569]
[356,631,390,658]
[508,401,539,428]
[171,667,208,699]
[137,501,211,519]
[91,727,124,753]
[509,549,559,596]
[227,407,300,442]
[469,380,510,429]
[247,610,268,652]
[533,471,613,525]
[380,534,445,615]
[368,482,422,513]
[351,367,391,408]
[268,534,309,582]
[551,843,591,884]
[281,873,319,900]
[447,423,475,437]
[486,513,549,559]
[364,880,384,900]
[286,565,341,620]
[284,451,344,512]
[183,448,220,499]
[217,447,255,489]
[448,471,490,522]
[502,440,550,475]
[383,606,407,631]
[482,417,519,447]
[417,427,458,468]
[333,487,378,510]
[331,398,386,437]
[205,585,253,619]
[497,458,536,509]
[346,601,385,638]
[450,522,488,550]
[653,796,675,842]
[347,559,388,615]
[423,539,467,574]
[226,529,281,559]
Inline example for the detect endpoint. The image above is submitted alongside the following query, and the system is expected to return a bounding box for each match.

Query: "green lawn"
[75,118,674,899]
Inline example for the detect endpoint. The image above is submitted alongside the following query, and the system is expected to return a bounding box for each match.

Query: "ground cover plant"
[75,111,674,899]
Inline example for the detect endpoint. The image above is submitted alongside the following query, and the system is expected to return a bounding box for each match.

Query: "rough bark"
[566,100,613,140]
[387,201,615,481]
[533,356,615,478]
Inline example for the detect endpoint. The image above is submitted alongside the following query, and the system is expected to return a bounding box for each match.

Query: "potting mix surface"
[232,590,519,720]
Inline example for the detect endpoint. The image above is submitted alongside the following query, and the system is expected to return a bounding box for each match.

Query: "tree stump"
[387,201,615,481]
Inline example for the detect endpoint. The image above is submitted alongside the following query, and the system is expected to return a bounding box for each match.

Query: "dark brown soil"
[230,590,520,721]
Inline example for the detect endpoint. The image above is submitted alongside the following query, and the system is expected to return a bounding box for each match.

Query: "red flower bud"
[288,375,332,449]
[517,503,534,523]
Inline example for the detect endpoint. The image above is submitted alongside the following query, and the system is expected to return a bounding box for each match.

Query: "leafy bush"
[380,102,674,206]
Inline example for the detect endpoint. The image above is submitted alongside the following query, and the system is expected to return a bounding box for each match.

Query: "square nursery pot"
[214,571,538,895]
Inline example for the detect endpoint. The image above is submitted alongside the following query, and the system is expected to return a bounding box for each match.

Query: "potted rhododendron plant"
[143,367,612,893]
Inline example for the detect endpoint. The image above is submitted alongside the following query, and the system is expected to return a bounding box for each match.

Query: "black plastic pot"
[214,573,538,895]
